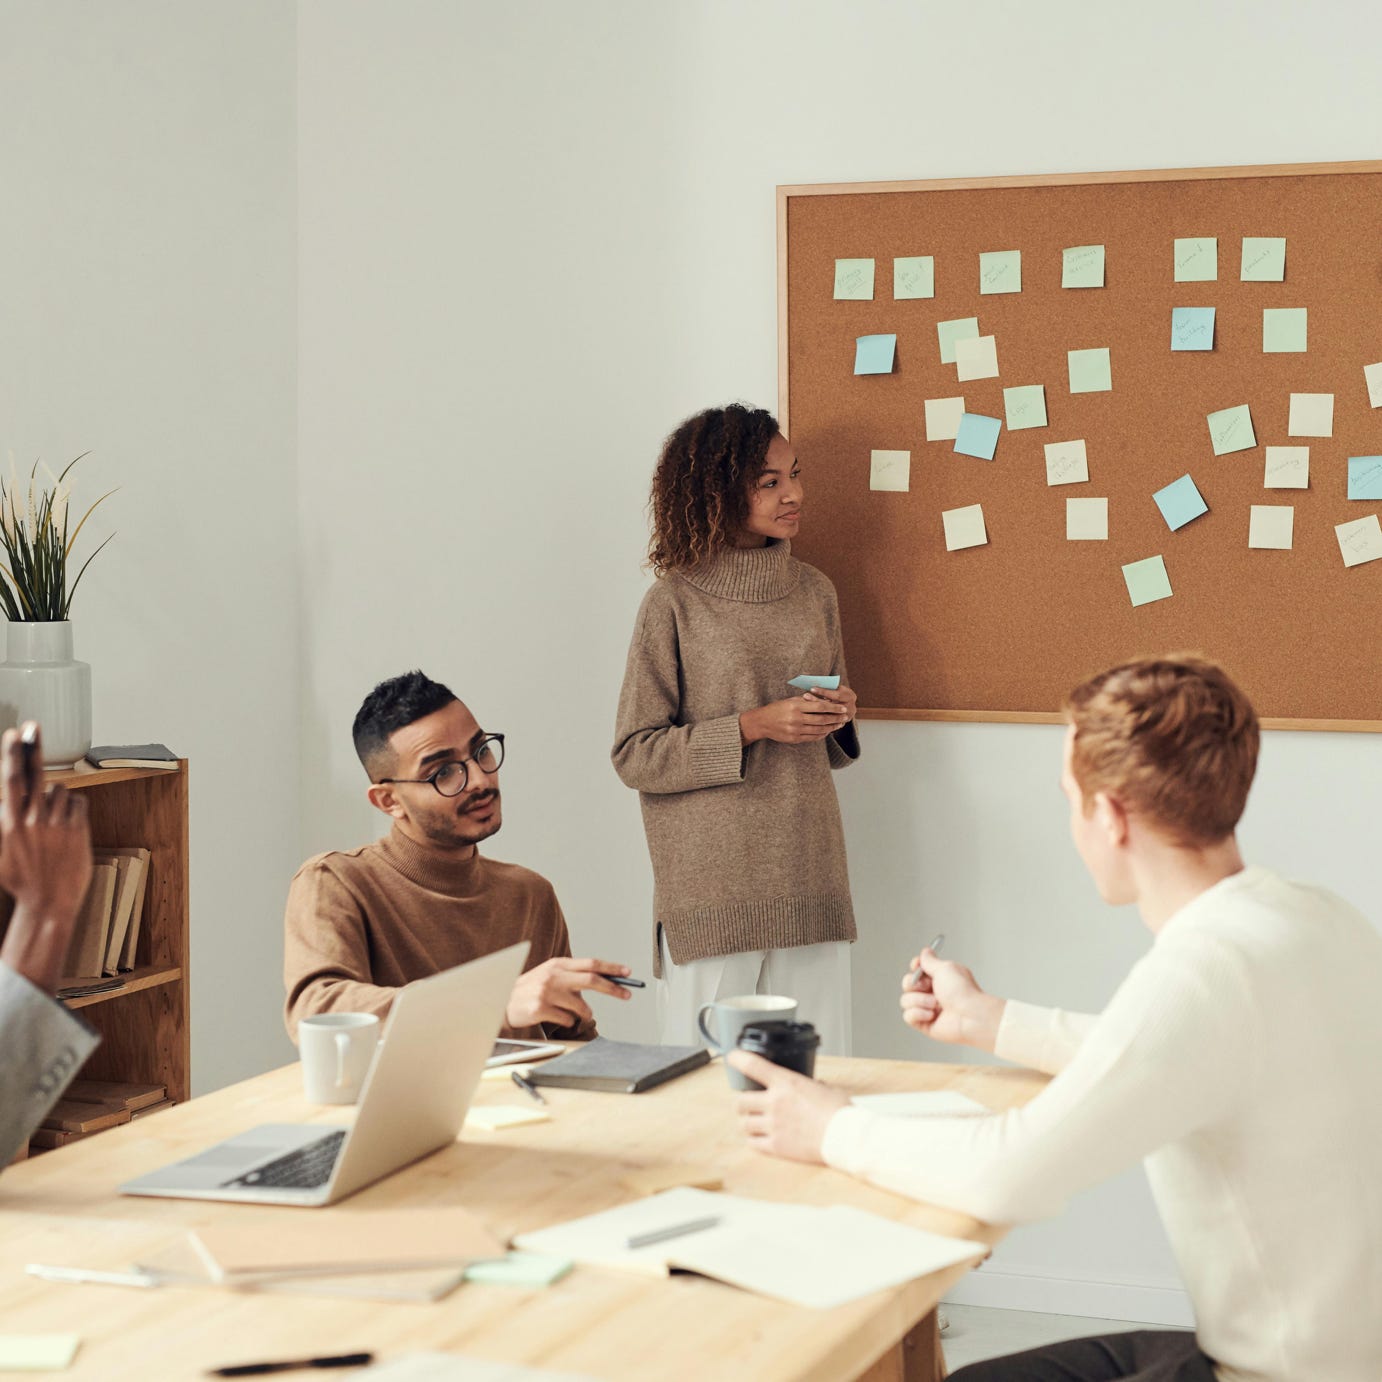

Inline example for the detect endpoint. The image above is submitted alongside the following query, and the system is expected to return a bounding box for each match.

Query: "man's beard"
[416,788,502,850]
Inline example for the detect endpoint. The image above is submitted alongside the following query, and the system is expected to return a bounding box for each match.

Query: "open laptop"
[119,941,528,1206]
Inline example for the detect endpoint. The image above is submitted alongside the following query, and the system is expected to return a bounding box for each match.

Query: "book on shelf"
[65,1079,167,1111]
[85,743,179,770]
[41,1098,132,1135]
[56,975,123,999]
[94,846,150,973]
[61,860,118,981]
[130,1098,175,1120]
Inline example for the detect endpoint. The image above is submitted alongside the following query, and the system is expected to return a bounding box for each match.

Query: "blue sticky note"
[953,413,1002,461]
[854,334,897,375]
[1347,457,1382,501]
[1171,308,1215,351]
[788,674,841,690]
[1154,474,1209,531]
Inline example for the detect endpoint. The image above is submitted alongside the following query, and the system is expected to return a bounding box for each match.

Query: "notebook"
[526,1038,708,1094]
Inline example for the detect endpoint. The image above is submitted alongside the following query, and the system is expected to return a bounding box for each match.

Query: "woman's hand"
[901,948,1006,1054]
[803,684,857,722]
[727,1051,850,1163]
[740,694,850,745]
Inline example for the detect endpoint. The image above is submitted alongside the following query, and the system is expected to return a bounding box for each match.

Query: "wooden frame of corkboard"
[777,161,1382,732]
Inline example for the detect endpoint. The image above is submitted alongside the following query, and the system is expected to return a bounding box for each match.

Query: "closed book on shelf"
[117,848,151,970]
[41,1098,132,1134]
[85,743,178,769]
[65,1079,167,1111]
[527,1038,709,1094]
[62,861,118,981]
[96,852,138,976]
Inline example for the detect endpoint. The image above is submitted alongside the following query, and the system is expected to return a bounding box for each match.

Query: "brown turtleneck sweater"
[283,825,593,1042]
[612,540,859,975]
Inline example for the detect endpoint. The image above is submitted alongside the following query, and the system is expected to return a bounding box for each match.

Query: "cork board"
[778,162,1382,730]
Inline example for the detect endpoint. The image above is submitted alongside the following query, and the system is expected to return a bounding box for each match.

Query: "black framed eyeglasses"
[377,733,506,797]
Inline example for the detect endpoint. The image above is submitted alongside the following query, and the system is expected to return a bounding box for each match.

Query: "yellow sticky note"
[1248,506,1294,550]
[954,335,998,382]
[1066,498,1108,541]
[869,450,910,492]
[0,1335,80,1371]
[1288,393,1333,438]
[1336,515,1382,568]
[1364,361,1382,409]
[924,396,966,441]
[465,1105,551,1131]
[942,504,987,552]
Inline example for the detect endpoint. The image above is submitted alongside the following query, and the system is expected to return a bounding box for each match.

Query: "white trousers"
[657,929,853,1057]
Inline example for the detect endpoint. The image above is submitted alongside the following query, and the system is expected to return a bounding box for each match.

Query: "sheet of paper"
[979,249,1021,295]
[833,258,874,300]
[870,449,910,492]
[1207,404,1256,455]
[1154,474,1208,530]
[1122,555,1172,607]
[1336,514,1382,568]
[954,334,998,382]
[1348,457,1382,501]
[924,395,966,441]
[893,255,934,300]
[1062,244,1104,289]
[1045,439,1089,486]
[1003,384,1047,431]
[851,1091,989,1117]
[1240,236,1286,282]
[1068,347,1111,393]
[1066,497,1109,540]
[943,504,988,551]
[1262,307,1306,353]
[1171,307,1215,351]
[1264,446,1309,489]
[937,316,980,364]
[0,1335,80,1371]
[465,1105,551,1131]
[1366,361,1382,408]
[854,333,897,375]
[358,1354,601,1382]
[1288,392,1333,438]
[953,413,1001,460]
[464,1252,573,1287]
[1173,236,1217,282]
[1248,505,1294,550]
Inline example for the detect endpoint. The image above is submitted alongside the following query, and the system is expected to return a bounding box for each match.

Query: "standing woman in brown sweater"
[612,404,861,1054]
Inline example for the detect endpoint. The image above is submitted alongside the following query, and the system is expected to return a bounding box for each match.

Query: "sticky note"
[1207,404,1255,455]
[1348,457,1382,500]
[1066,497,1108,541]
[1264,446,1309,489]
[1045,439,1089,486]
[1062,244,1105,289]
[1288,393,1333,438]
[787,675,840,691]
[942,504,988,551]
[870,449,911,492]
[924,396,966,440]
[953,413,1001,461]
[465,1105,551,1131]
[954,334,999,381]
[1174,237,1217,282]
[1068,347,1111,394]
[893,255,934,300]
[1366,361,1382,408]
[1241,237,1286,282]
[854,334,897,375]
[1171,307,1215,351]
[1336,514,1382,568]
[1154,474,1209,531]
[1249,505,1294,550]
[979,250,1021,295]
[1003,385,1047,431]
[0,1336,80,1371]
[1262,308,1307,353]
[1122,555,1172,607]
[465,1252,573,1287]
[834,258,874,300]
[937,316,980,364]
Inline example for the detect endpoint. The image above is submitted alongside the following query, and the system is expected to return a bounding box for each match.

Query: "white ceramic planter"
[0,622,92,767]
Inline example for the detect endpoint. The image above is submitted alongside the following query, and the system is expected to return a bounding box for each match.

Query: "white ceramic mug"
[299,1012,381,1105]
[697,994,798,1091]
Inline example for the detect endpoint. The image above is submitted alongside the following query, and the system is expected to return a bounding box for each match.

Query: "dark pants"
[948,1329,1216,1381]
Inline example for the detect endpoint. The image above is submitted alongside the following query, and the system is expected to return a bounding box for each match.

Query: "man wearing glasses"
[284,670,631,1041]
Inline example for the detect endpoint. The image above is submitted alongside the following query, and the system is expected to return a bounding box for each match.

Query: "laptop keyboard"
[222,1129,347,1190]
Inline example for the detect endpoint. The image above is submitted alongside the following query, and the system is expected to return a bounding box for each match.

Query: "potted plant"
[0,456,114,767]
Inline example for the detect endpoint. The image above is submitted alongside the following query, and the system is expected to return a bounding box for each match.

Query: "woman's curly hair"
[647,404,781,574]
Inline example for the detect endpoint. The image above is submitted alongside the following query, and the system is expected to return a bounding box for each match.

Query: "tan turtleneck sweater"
[612,540,859,974]
[283,825,593,1042]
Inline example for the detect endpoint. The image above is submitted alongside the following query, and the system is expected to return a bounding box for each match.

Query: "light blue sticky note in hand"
[854,334,897,375]
[1154,474,1209,530]
[788,675,841,691]
[1171,307,1215,351]
[1207,404,1255,456]
[0,1335,81,1371]
[1347,457,1382,501]
[465,1252,574,1287]
[1122,555,1173,607]
[954,413,1002,460]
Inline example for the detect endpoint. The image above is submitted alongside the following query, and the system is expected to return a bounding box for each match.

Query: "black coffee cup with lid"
[735,1020,820,1089]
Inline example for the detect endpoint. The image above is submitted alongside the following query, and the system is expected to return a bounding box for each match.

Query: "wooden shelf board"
[62,965,183,1010]
[45,761,186,790]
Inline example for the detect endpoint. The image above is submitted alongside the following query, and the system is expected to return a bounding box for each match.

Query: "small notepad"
[0,1335,80,1372]
[465,1105,551,1131]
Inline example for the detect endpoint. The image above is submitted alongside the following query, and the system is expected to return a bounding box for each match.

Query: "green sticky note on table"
[1241,237,1286,281]
[1262,308,1306,353]
[0,1335,80,1371]
[1003,385,1047,431]
[854,334,896,375]
[937,316,979,365]
[465,1252,573,1287]
[893,256,934,299]
[833,258,874,300]
[1122,555,1172,607]
[1207,404,1255,456]
[1062,245,1105,288]
[979,250,1021,295]
[1173,237,1217,282]
[1068,348,1111,393]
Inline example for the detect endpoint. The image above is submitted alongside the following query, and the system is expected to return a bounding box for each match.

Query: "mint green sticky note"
[854,334,896,375]
[893,255,934,300]
[1262,308,1306,353]
[1173,237,1217,282]
[1241,237,1286,282]
[979,250,1021,295]
[0,1335,80,1371]
[1068,347,1111,394]
[465,1252,573,1287]
[937,316,980,365]
[1062,245,1105,289]
[1003,384,1048,430]
[833,258,874,300]
[1207,404,1255,456]
[1122,555,1172,607]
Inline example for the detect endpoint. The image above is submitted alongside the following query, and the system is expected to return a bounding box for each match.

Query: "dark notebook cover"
[87,743,178,767]
[527,1038,709,1094]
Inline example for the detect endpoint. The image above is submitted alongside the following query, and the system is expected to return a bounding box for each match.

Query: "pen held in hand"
[601,974,645,988]
[905,932,946,990]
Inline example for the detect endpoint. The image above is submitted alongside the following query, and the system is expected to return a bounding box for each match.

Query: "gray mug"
[697,994,798,1090]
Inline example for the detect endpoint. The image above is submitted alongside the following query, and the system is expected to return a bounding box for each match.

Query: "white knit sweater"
[822,867,1382,1382]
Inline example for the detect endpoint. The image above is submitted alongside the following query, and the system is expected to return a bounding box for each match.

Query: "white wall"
[0,0,301,1092]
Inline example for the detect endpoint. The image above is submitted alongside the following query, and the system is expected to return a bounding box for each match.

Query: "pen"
[208,1352,374,1377]
[602,974,645,988]
[905,932,946,990]
[626,1214,722,1250]
[512,1070,547,1104]
[25,1263,162,1288]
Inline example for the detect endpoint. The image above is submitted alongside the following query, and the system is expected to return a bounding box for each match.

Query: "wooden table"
[0,1056,1046,1381]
